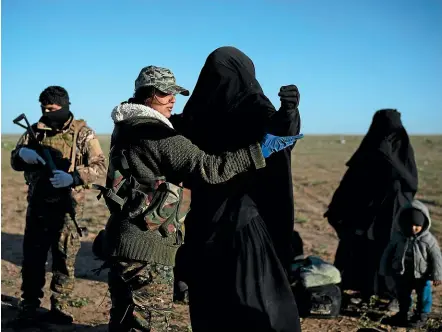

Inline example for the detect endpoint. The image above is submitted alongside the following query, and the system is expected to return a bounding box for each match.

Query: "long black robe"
[180,46,302,332]
[324,109,418,298]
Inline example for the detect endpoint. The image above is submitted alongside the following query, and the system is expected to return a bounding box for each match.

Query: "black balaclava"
[41,105,71,130]
[39,86,72,130]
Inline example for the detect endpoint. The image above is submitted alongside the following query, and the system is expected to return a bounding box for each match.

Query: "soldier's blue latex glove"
[19,147,46,165]
[50,170,74,188]
[260,133,304,158]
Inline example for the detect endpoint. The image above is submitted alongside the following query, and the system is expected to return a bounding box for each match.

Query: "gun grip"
[42,150,58,172]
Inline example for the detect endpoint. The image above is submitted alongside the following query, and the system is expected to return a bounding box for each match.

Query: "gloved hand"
[278,85,300,110]
[50,170,74,188]
[261,133,304,158]
[18,147,46,165]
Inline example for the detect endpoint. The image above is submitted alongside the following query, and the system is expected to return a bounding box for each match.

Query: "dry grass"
[1,134,441,331]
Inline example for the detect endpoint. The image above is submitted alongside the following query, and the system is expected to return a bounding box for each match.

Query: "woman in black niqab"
[179,46,302,332]
[324,108,418,302]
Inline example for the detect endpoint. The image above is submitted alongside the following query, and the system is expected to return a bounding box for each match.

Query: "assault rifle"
[13,113,87,237]
[13,113,58,172]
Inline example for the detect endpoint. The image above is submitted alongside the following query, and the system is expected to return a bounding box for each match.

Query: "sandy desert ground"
[2,134,441,331]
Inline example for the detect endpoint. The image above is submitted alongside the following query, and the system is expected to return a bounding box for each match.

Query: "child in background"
[380,200,442,328]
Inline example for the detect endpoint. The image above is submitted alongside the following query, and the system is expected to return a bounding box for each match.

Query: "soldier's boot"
[41,295,74,325]
[109,304,151,332]
[7,299,41,328]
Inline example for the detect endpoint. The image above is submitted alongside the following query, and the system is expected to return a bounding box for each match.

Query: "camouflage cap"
[135,66,190,96]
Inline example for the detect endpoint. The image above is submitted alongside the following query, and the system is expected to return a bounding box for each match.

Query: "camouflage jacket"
[10,116,107,217]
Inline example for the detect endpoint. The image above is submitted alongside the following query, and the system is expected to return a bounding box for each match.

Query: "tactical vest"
[94,145,190,247]
[27,119,87,208]
[39,119,87,173]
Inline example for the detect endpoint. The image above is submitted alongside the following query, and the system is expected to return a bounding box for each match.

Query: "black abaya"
[324,109,418,298]
[180,46,302,332]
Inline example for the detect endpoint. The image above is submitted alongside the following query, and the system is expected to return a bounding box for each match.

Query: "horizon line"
[2,132,442,136]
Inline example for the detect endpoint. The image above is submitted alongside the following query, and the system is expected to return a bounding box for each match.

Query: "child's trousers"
[394,277,432,314]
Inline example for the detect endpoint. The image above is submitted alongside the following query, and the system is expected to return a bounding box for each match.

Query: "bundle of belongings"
[290,256,342,318]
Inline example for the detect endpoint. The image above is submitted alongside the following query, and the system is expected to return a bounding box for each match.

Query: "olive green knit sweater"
[103,103,266,266]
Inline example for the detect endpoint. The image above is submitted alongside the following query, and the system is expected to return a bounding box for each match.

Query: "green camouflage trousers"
[108,260,175,332]
[21,205,81,311]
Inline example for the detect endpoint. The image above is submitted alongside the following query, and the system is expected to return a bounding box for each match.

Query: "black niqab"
[346,109,418,192]
[184,46,261,116]
[182,47,277,153]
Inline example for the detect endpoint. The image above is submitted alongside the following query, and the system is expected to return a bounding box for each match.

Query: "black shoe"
[41,308,74,325]
[7,301,41,329]
[382,311,409,327]
[409,313,429,329]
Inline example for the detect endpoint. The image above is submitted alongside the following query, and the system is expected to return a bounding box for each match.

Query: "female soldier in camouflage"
[102,65,299,332]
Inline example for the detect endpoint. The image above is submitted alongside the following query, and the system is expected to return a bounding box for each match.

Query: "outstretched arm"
[265,84,301,141]
[156,134,266,185]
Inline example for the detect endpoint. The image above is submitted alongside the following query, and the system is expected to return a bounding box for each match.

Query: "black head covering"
[401,208,426,227]
[346,109,418,192]
[182,46,276,152]
[398,208,426,237]
[184,46,260,115]
[325,108,418,237]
